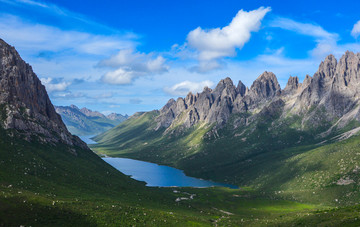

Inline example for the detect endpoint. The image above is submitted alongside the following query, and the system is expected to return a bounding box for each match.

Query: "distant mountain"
[92,51,360,205]
[55,105,128,136]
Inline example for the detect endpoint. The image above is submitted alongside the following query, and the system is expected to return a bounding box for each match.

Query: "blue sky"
[1,0,360,115]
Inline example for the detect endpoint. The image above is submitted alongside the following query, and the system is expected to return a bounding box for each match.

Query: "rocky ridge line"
[155,51,360,134]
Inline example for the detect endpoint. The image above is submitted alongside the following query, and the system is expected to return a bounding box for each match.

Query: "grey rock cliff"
[283,76,300,95]
[155,73,281,131]
[0,38,87,150]
[155,51,360,136]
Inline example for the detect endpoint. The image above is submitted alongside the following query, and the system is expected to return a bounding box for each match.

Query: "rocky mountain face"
[0,38,87,150]
[155,51,360,137]
[155,71,282,131]
[55,105,128,136]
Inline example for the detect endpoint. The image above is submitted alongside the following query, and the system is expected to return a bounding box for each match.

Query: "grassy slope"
[92,111,213,166]
[91,110,360,207]
[2,125,360,225]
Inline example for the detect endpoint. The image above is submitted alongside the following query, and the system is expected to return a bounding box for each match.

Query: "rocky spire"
[302,75,312,88]
[236,80,247,97]
[316,54,337,82]
[245,71,281,106]
[283,76,299,94]
[212,77,237,101]
[334,51,360,88]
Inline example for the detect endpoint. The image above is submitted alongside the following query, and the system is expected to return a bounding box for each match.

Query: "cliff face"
[155,51,360,135]
[0,39,87,150]
[155,72,281,130]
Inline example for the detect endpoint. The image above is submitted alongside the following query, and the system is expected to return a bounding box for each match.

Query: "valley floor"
[2,184,360,226]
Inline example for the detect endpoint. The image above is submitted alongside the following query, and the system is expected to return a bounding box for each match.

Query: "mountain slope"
[0,37,149,224]
[55,105,127,136]
[3,38,360,226]
[0,37,252,226]
[92,51,360,205]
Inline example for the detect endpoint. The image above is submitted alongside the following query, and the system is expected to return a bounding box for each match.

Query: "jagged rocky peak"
[302,74,312,88]
[212,77,237,101]
[247,71,281,104]
[0,38,87,150]
[317,54,337,79]
[213,77,234,92]
[284,76,299,92]
[335,51,360,87]
[185,92,196,107]
[236,80,247,97]
[80,107,105,118]
[70,104,80,110]
[160,98,176,113]
[299,54,338,105]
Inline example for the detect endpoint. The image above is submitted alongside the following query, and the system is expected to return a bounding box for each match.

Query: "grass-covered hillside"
[4,121,360,226]
[4,127,360,226]
[91,106,360,207]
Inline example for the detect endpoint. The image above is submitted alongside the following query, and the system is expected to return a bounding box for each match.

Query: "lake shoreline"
[103,157,238,189]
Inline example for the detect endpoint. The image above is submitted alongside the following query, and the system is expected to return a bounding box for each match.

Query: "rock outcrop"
[283,76,300,95]
[0,38,87,150]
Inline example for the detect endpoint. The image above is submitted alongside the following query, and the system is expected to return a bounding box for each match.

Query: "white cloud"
[40,77,71,93]
[351,20,360,38]
[100,49,168,85]
[271,17,339,58]
[271,17,337,40]
[186,7,271,72]
[0,15,135,56]
[101,68,137,85]
[164,80,214,96]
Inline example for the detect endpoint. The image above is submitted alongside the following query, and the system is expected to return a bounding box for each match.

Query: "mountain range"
[3,36,360,226]
[92,51,360,205]
[55,105,128,136]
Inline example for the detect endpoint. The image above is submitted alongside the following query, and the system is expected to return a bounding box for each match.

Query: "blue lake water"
[103,157,237,188]
[80,135,237,188]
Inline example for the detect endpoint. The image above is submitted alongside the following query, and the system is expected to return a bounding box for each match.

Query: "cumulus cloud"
[100,49,168,85]
[351,20,360,38]
[271,17,339,58]
[186,7,271,72]
[101,68,136,85]
[40,77,71,93]
[164,80,214,96]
